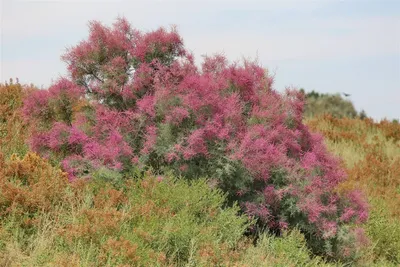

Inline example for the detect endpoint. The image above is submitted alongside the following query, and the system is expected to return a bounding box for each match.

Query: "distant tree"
[304,90,358,118]
[359,110,368,120]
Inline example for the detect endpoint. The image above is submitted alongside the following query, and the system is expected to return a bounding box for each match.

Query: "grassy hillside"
[1,83,399,265]
[306,115,400,264]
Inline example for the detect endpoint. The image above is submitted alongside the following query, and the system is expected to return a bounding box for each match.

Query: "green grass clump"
[239,230,332,267]
[366,198,400,264]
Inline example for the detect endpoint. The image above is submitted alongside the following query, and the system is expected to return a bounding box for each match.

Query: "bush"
[22,17,368,260]
[240,230,331,267]
[0,153,69,217]
[302,90,358,119]
[0,80,34,157]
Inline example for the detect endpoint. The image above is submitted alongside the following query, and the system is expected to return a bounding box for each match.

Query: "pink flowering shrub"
[23,17,368,260]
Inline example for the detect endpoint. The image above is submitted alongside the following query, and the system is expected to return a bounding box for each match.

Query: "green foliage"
[0,152,335,266]
[366,198,400,263]
[240,230,332,267]
[4,79,399,266]
[303,90,359,119]
[0,160,254,266]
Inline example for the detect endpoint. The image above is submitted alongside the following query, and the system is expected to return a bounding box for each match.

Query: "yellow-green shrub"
[0,80,36,157]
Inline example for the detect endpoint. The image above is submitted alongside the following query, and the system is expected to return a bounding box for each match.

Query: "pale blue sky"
[1,0,399,120]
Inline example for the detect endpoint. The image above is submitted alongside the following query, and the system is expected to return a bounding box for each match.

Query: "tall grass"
[0,152,336,266]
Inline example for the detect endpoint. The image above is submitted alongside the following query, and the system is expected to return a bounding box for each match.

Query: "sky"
[1,0,399,120]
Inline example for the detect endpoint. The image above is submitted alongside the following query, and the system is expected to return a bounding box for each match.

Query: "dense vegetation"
[0,82,331,266]
[301,90,360,119]
[0,18,398,266]
[307,115,400,264]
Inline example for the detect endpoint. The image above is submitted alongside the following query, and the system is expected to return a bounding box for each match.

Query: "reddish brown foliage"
[0,153,68,216]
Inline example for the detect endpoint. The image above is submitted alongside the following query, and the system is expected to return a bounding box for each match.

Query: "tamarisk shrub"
[23,17,368,260]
